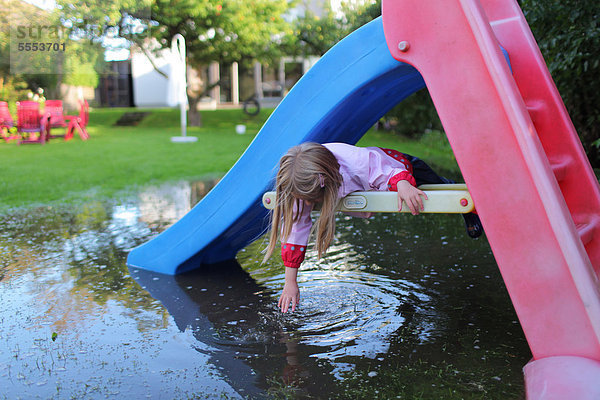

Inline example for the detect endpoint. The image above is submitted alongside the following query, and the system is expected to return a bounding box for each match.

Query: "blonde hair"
[263,142,343,263]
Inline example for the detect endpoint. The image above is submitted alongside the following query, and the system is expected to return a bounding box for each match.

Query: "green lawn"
[0,107,459,213]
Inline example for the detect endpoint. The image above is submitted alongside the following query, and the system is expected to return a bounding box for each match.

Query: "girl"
[263,142,482,313]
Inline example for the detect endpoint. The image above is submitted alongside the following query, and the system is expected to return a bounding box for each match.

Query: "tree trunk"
[50,52,64,100]
[188,95,202,126]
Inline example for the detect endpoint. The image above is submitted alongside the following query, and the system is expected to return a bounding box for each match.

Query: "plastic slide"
[127,17,425,274]
[129,0,600,396]
[128,0,600,396]
[381,0,600,398]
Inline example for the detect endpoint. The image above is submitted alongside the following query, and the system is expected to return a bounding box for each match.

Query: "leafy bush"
[0,76,29,111]
[520,0,600,166]
[380,90,442,138]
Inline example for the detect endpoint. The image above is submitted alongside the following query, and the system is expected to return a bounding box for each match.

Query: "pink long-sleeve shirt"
[280,143,415,268]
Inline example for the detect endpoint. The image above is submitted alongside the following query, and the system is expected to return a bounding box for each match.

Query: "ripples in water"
[294,271,415,353]
[0,179,531,399]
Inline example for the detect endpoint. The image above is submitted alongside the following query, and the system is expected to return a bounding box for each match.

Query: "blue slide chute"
[127,17,425,274]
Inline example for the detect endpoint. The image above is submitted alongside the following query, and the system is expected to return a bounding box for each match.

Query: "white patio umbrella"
[169,34,197,143]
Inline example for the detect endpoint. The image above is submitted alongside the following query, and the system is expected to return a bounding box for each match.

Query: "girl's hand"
[396,180,428,215]
[279,281,300,313]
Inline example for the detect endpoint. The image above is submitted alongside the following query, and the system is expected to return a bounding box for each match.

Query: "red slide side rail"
[382,0,600,397]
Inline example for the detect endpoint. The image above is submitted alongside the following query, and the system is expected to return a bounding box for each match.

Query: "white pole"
[231,62,239,105]
[170,34,197,143]
[254,62,263,100]
[278,58,285,97]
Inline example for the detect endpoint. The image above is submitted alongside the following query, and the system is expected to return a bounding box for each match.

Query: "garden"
[0,107,533,398]
[1,0,599,398]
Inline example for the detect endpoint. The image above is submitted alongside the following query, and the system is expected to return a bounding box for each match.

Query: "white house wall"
[131,50,321,109]
[131,50,171,107]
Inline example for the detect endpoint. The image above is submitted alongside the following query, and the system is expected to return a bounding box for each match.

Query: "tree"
[0,0,107,104]
[0,0,59,101]
[290,1,441,137]
[289,0,382,57]
[287,5,344,57]
[520,0,600,167]
[56,0,293,125]
[146,0,293,125]
[63,41,103,89]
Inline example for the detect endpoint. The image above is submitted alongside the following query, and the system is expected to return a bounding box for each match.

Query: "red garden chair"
[64,99,90,141]
[16,101,51,145]
[44,99,68,139]
[0,101,20,142]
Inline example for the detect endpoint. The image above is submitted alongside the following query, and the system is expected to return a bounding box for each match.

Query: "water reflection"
[130,261,279,397]
[0,179,531,399]
[136,178,220,229]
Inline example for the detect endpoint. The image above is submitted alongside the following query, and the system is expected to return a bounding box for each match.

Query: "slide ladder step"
[262,184,474,214]
[577,218,600,246]
[525,91,598,264]
[549,157,572,183]
[525,102,574,184]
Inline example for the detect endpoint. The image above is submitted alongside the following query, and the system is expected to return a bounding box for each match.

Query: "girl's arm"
[278,267,300,313]
[279,201,312,312]
[280,201,313,268]
[370,148,424,214]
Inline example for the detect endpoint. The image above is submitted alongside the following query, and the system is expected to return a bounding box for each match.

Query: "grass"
[336,359,524,400]
[0,107,459,214]
[0,108,268,213]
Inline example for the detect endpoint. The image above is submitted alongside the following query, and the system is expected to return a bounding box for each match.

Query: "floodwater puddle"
[0,179,531,399]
